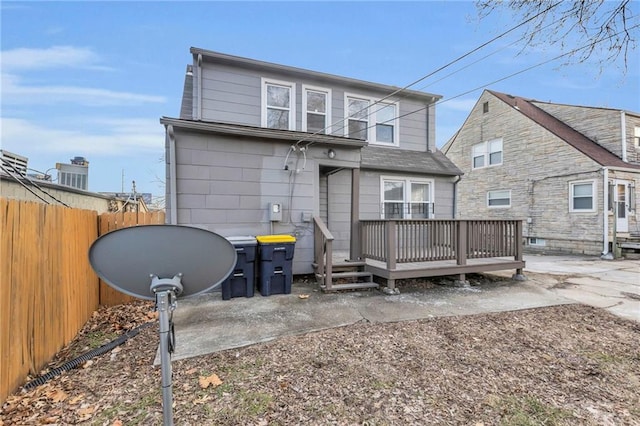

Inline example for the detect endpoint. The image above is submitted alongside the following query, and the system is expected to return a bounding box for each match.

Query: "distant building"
[56,156,89,190]
[0,150,28,176]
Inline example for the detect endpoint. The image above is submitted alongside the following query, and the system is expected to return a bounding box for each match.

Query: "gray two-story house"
[161,48,462,277]
[443,90,640,257]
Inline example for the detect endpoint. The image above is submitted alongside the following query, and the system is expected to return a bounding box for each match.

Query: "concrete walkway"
[163,254,639,363]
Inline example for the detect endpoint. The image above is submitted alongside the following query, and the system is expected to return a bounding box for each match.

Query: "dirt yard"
[1,277,639,425]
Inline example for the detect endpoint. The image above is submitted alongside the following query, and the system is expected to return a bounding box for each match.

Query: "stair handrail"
[313,216,334,290]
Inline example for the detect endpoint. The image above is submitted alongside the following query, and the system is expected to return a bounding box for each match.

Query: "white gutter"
[167,125,178,225]
[602,167,610,257]
[621,111,627,162]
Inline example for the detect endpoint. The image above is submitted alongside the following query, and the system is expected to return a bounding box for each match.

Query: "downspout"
[620,111,627,162]
[601,167,611,258]
[167,125,178,225]
[452,175,461,218]
[196,54,203,120]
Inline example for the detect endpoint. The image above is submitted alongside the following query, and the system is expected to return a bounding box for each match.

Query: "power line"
[0,158,71,207]
[293,0,565,148]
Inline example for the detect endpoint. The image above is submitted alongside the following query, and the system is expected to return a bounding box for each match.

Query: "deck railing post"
[386,220,397,270]
[457,220,467,266]
[325,239,333,291]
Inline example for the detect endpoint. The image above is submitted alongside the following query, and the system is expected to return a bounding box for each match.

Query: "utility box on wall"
[269,202,282,222]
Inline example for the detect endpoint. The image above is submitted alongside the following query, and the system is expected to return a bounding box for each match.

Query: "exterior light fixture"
[327,149,336,159]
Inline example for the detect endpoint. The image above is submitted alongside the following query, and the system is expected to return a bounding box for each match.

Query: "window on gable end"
[487,190,511,208]
[483,101,489,113]
[303,86,331,134]
[472,138,503,169]
[262,79,295,130]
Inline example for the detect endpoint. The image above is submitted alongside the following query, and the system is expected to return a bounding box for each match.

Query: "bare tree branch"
[476,0,638,72]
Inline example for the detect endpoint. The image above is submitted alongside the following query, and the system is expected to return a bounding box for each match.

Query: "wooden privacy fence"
[0,198,165,403]
[97,210,165,306]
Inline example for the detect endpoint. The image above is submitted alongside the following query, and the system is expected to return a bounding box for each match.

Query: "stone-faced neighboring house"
[160,48,461,274]
[443,89,640,257]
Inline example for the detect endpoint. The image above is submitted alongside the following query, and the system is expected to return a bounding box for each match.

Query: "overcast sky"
[2,1,638,198]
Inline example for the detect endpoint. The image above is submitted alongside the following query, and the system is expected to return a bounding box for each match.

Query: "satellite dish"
[89,224,237,300]
[89,224,237,426]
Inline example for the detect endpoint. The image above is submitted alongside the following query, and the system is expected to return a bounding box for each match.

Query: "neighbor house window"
[346,94,399,145]
[381,177,433,219]
[528,238,546,246]
[262,78,295,130]
[570,180,596,212]
[483,101,489,113]
[302,86,331,134]
[472,138,503,169]
[487,190,511,208]
[634,126,640,148]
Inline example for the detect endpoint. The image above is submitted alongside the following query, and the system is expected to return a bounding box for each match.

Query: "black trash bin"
[221,236,257,300]
[256,235,296,296]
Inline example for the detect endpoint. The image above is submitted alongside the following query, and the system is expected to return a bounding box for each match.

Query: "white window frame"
[528,237,546,246]
[302,85,331,134]
[380,176,434,219]
[345,93,399,146]
[487,190,511,208]
[569,180,596,213]
[634,126,640,148]
[472,138,503,169]
[261,78,296,131]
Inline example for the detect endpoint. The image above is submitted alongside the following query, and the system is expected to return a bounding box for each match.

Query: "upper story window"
[487,190,511,208]
[262,78,295,130]
[381,177,434,219]
[472,138,503,169]
[634,126,640,148]
[302,85,331,134]
[345,94,399,146]
[570,180,596,212]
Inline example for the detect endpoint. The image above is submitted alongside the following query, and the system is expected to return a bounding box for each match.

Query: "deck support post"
[384,221,399,294]
[349,168,361,261]
[512,220,526,281]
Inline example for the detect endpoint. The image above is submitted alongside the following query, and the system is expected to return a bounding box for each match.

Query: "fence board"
[1,199,165,403]
[97,211,165,306]
[0,199,99,404]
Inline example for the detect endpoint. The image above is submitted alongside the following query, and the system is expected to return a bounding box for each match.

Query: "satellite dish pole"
[89,225,237,426]
[151,274,183,425]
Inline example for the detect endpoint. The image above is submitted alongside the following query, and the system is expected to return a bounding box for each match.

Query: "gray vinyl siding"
[195,60,435,152]
[168,127,361,274]
[359,171,456,220]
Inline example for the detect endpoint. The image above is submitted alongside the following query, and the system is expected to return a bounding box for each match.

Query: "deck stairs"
[313,260,379,292]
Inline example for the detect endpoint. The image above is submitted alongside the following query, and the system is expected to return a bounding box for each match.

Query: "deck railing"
[360,219,523,269]
[313,216,335,290]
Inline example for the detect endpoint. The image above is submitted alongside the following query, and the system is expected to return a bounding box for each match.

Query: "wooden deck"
[365,256,525,284]
[315,219,526,291]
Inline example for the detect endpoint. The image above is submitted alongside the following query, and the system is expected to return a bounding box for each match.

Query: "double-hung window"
[346,94,398,145]
[487,190,511,208]
[381,177,433,219]
[262,79,295,130]
[472,138,503,169]
[302,86,330,134]
[570,180,595,212]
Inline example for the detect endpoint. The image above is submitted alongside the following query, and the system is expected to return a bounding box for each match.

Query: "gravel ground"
[1,276,639,426]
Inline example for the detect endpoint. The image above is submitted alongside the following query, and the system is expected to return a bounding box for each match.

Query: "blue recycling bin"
[256,235,296,296]
[221,236,257,300]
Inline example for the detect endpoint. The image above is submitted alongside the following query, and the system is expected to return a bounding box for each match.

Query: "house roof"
[160,117,368,148]
[488,90,640,170]
[190,47,442,102]
[361,146,463,176]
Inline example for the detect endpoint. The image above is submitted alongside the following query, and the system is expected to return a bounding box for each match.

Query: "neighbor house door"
[615,180,630,233]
